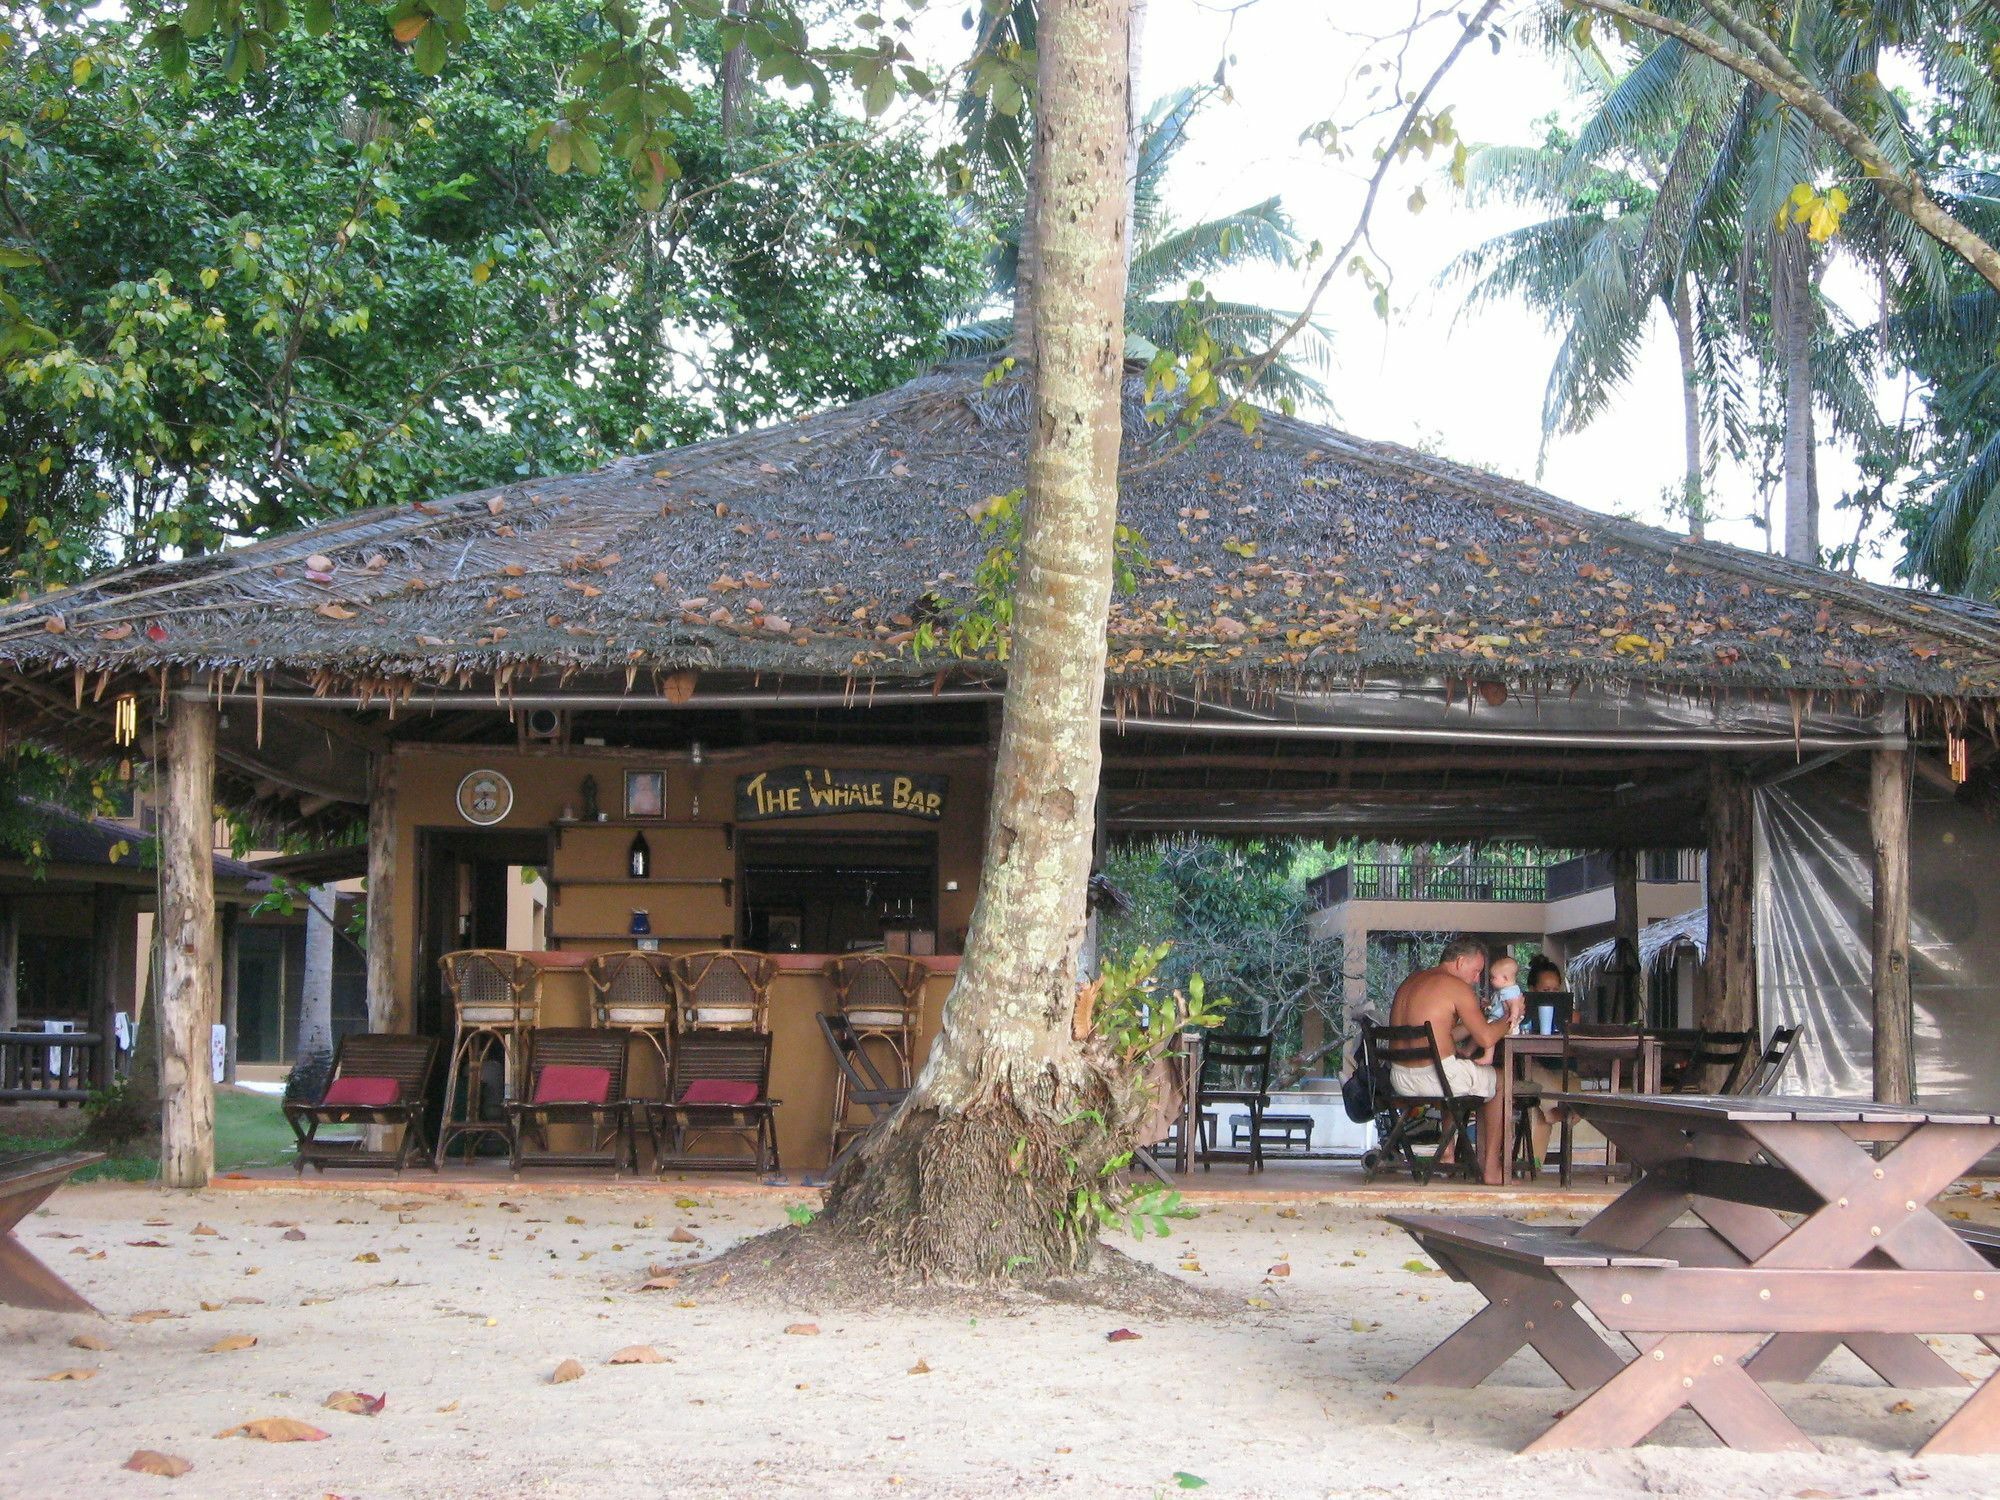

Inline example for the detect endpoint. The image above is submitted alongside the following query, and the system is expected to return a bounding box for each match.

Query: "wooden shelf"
[551,876,730,889]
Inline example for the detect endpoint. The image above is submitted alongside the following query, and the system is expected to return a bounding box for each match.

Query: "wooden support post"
[220,905,241,1086]
[365,752,403,1033]
[0,896,16,1031]
[87,887,121,1092]
[158,694,219,1189]
[1703,763,1757,1036]
[1871,747,1914,1105]
[1612,848,1641,1023]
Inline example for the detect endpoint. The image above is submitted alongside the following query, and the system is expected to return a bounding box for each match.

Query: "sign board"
[736,766,947,822]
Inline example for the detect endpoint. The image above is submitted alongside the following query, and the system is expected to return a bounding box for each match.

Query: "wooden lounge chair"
[1736,1023,1802,1094]
[1362,1020,1481,1185]
[817,1013,908,1173]
[284,1033,440,1174]
[507,1028,632,1174]
[647,1030,780,1174]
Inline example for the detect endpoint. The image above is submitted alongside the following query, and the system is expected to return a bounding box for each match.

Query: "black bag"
[1342,1066,1376,1124]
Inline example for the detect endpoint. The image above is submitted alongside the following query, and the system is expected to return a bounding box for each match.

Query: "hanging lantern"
[113,692,138,747]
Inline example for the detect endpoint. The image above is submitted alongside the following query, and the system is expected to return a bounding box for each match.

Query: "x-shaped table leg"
[1397,1245,1627,1390]
[1523,1331,1813,1453]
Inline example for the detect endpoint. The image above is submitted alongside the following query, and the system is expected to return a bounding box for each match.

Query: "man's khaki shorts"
[1389,1058,1497,1101]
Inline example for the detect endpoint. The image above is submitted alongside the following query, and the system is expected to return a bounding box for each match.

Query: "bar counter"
[513,950,957,1172]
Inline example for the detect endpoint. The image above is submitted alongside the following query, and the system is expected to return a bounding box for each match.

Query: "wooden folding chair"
[647,1030,781,1173]
[1735,1023,1802,1094]
[1557,1023,1645,1187]
[284,1033,440,1174]
[1195,1032,1274,1172]
[507,1027,632,1174]
[1364,1020,1482,1185]
[817,1013,909,1173]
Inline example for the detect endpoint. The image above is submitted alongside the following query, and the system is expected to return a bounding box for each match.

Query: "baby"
[1472,956,1527,1063]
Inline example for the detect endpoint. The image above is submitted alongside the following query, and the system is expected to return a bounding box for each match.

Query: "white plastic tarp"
[1758,770,2000,1107]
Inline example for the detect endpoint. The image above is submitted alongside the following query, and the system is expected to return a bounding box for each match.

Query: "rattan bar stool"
[670,950,778,1034]
[586,950,677,1076]
[822,953,928,1164]
[434,950,541,1166]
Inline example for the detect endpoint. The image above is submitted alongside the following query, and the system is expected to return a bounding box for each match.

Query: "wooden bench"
[1230,1113,1312,1153]
[0,1149,104,1313]
[1958,1223,2000,1266]
[1389,1213,1674,1390]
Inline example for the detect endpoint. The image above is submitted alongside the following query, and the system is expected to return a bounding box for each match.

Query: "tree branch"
[1571,0,2000,294]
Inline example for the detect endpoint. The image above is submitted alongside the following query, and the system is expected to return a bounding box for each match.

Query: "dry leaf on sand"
[33,1367,97,1381]
[123,1450,193,1478]
[213,1418,328,1442]
[908,1359,932,1375]
[1105,1328,1142,1343]
[607,1346,665,1365]
[636,1275,680,1292]
[69,1333,110,1351]
[323,1391,387,1416]
[205,1335,257,1353]
[668,1227,699,1244]
[129,1309,183,1324]
[550,1359,586,1384]
[784,1323,819,1336]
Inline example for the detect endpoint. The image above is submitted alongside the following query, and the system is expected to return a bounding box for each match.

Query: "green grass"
[0,1087,294,1182]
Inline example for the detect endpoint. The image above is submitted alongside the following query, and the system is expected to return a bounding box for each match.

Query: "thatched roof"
[1568,905,1709,992]
[2,363,1997,708]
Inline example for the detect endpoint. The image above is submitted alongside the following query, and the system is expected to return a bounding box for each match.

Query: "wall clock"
[456,769,514,826]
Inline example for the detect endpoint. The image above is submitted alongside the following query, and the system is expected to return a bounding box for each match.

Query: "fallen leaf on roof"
[214,1417,328,1443]
[97,623,132,641]
[123,1450,192,1478]
[486,497,505,515]
[316,604,356,621]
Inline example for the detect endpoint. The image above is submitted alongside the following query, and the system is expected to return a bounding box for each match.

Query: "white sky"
[1100,1,1897,576]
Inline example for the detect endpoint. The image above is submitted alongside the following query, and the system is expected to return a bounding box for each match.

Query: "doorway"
[416,828,552,1045]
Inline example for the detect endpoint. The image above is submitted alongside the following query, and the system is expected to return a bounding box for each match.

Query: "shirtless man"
[1388,937,1520,1185]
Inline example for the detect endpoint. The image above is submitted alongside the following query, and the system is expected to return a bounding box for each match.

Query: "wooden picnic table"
[1493,1032,1661,1184]
[0,1149,104,1313]
[1391,1092,2000,1455]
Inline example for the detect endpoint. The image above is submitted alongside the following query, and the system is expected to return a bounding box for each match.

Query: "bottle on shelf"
[628,831,652,879]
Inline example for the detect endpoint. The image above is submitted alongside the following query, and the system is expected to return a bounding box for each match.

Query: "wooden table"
[0,1149,104,1313]
[1392,1093,2000,1455]
[1493,1032,1660,1183]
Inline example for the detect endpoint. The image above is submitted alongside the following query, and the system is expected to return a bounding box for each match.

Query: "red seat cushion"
[321,1075,400,1108]
[677,1078,760,1108]
[533,1064,613,1105]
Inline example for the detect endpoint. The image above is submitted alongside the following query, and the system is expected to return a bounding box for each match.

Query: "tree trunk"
[0,897,16,1030]
[158,693,219,1188]
[365,752,402,1032]
[1870,746,1913,1104]
[1779,249,1818,565]
[1611,847,1642,1023]
[826,0,1134,1282]
[287,883,338,1104]
[1671,273,1704,540]
[1701,761,1756,1036]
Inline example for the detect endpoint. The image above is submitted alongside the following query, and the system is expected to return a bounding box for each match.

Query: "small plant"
[80,1080,151,1150]
[784,1203,818,1228]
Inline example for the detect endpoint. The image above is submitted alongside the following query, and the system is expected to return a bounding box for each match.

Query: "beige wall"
[390,744,992,1169]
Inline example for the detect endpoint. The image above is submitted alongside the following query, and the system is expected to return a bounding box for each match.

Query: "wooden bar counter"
[516,949,955,1172]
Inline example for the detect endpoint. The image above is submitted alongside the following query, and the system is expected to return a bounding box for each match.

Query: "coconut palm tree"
[1564,17,1949,564]
[949,88,1336,408]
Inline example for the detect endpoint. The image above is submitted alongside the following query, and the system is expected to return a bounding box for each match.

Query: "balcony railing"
[0,1029,105,1103]
[1309,850,1705,910]
[1310,862,1550,907]
[1546,849,1703,901]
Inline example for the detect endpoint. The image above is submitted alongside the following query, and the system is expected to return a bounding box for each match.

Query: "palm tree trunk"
[1671,273,1705,541]
[826,0,1135,1282]
[1779,250,1818,564]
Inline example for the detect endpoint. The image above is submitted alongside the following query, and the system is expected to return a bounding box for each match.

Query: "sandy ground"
[6,1182,2000,1499]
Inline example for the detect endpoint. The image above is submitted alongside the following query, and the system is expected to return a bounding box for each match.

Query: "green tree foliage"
[0,0,983,591]
[948,87,1335,407]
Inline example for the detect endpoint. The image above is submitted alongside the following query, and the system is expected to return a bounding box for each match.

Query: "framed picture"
[624,770,666,819]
